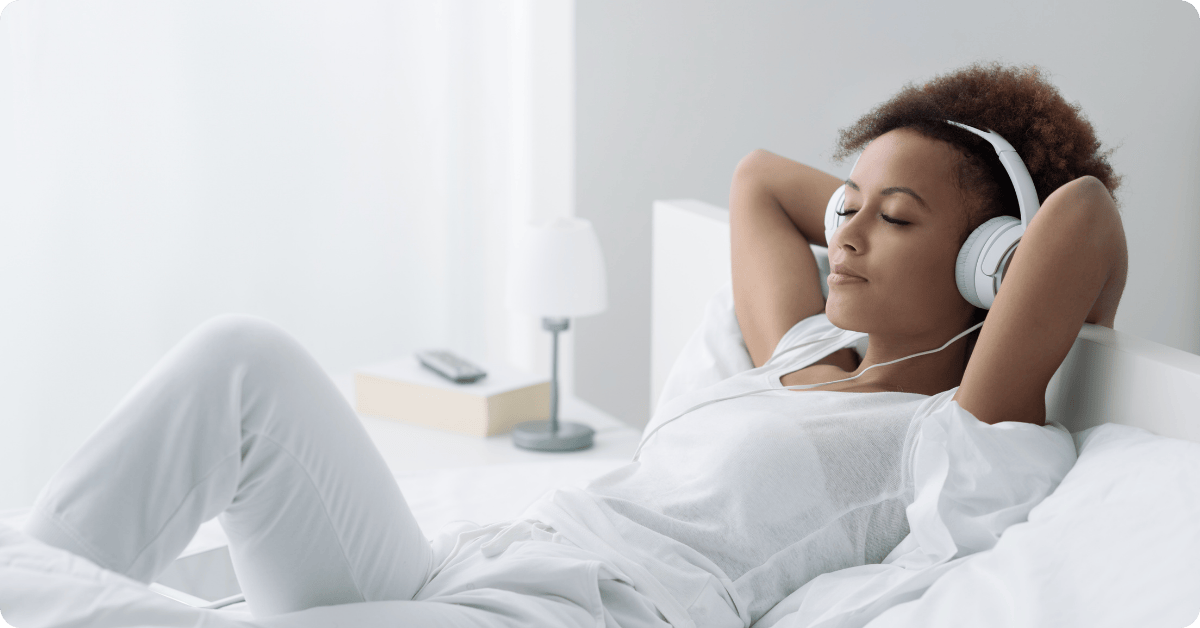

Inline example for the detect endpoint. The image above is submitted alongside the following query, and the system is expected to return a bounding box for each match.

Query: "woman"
[7,61,1124,628]
[730,61,1126,411]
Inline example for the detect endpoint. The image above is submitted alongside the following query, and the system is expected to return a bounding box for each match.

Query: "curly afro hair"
[831,61,1124,359]
[832,61,1123,243]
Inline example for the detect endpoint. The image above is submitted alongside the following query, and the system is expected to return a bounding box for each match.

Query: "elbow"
[734,149,773,177]
[1039,175,1122,237]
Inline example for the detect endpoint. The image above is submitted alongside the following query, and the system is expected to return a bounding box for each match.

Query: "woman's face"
[826,127,977,340]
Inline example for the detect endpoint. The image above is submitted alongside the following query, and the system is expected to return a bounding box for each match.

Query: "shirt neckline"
[764,331,928,396]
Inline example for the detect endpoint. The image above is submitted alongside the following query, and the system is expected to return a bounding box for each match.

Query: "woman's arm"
[732,150,843,247]
[730,150,845,367]
[954,175,1129,426]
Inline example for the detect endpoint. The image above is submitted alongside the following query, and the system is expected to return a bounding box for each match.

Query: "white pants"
[19,315,667,628]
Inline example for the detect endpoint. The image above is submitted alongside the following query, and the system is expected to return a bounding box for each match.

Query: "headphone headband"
[943,120,1040,229]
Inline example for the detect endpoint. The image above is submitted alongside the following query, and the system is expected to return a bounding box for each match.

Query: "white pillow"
[653,280,756,418]
[863,422,1200,627]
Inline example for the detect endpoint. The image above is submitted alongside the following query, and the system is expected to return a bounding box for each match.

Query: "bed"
[2,198,1199,627]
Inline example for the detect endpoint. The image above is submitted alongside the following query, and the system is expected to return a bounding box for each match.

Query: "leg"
[22,314,433,616]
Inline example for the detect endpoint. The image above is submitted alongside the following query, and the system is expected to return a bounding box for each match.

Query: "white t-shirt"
[604,313,934,623]
[523,312,1076,628]
[528,313,933,626]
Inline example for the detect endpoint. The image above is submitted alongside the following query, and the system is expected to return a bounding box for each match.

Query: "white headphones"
[824,120,1041,310]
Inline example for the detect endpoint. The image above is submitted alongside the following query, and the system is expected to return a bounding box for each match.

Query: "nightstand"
[328,370,641,472]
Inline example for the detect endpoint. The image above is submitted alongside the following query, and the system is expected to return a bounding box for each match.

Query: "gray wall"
[575,0,1200,429]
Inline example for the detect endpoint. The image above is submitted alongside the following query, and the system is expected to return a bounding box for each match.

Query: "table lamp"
[505,216,607,451]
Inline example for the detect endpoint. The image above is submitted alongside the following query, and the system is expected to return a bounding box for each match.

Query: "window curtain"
[0,0,571,509]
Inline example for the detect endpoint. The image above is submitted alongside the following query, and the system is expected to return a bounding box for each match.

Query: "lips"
[830,263,865,280]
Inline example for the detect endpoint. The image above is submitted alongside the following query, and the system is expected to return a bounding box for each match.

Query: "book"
[353,356,550,437]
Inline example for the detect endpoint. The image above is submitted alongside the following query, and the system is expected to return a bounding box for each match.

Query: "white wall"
[575,0,1200,428]
[0,0,575,510]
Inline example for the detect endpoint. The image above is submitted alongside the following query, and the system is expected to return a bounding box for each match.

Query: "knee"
[185,313,301,367]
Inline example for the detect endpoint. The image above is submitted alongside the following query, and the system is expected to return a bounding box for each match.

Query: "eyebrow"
[844,179,930,212]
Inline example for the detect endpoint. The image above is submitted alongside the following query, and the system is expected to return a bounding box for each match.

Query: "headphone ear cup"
[824,184,847,248]
[956,215,1021,310]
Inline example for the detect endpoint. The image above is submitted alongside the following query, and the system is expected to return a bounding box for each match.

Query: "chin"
[826,292,899,335]
[824,299,865,333]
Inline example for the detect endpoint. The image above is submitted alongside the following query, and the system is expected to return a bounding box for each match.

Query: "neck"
[849,328,974,396]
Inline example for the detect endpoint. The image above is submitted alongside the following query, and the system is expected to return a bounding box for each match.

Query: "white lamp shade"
[506,217,607,318]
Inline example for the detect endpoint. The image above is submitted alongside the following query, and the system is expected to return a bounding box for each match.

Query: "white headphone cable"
[632,320,985,461]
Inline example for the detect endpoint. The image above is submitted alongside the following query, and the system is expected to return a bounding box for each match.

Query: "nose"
[832,209,864,254]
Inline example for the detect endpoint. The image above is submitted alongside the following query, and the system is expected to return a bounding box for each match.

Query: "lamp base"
[511,420,595,452]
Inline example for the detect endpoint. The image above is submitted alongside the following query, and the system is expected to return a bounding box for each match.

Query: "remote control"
[415,350,487,384]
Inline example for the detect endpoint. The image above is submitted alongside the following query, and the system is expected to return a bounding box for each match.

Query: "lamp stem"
[511,316,591,452]
[542,317,569,435]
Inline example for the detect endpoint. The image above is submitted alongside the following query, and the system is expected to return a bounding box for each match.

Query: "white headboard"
[650,199,1200,443]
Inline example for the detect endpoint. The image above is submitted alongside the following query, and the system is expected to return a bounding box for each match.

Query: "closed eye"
[834,209,910,226]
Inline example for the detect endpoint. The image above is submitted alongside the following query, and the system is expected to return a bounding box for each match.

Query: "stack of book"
[353,356,550,437]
